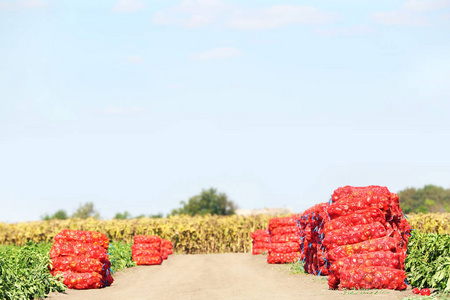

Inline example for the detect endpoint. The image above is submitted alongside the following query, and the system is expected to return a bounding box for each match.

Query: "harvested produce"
[49,230,113,289]
[132,235,162,265]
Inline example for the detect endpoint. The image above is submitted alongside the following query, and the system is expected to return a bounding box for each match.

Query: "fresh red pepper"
[420,288,431,296]
[412,287,420,294]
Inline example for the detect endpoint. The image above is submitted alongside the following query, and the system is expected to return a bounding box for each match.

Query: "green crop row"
[405,231,450,292]
[0,241,135,300]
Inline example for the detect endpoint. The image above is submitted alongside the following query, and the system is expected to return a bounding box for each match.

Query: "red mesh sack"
[327,237,399,262]
[271,226,300,236]
[323,222,387,250]
[252,236,270,243]
[270,234,300,244]
[267,252,301,264]
[268,216,298,231]
[133,255,163,265]
[323,208,385,234]
[339,266,407,290]
[131,249,161,257]
[269,242,300,253]
[328,251,401,289]
[327,198,391,219]
[50,242,108,260]
[54,230,109,249]
[134,235,161,244]
[50,255,111,274]
[331,186,391,204]
[252,248,268,255]
[251,229,270,240]
[53,270,114,289]
[161,239,173,250]
[253,242,270,249]
[131,243,161,252]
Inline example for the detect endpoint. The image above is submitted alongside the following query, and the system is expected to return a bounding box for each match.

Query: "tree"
[399,185,450,213]
[41,209,68,220]
[114,211,132,220]
[72,202,100,219]
[149,213,163,218]
[171,188,237,216]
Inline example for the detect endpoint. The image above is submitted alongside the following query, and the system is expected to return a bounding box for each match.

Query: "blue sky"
[1,0,449,222]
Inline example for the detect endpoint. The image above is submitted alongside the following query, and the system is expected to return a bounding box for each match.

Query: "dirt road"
[48,253,416,300]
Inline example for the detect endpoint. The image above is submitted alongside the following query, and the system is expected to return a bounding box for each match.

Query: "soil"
[48,253,417,300]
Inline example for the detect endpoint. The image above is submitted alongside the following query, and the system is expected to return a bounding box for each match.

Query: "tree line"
[398,184,450,214]
[41,184,449,220]
[41,188,237,220]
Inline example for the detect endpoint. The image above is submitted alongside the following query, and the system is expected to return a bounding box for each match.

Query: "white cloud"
[372,10,428,26]
[315,25,374,37]
[101,107,147,115]
[153,0,229,28]
[190,47,242,61]
[127,55,143,64]
[228,5,338,30]
[0,0,47,10]
[153,1,338,30]
[403,0,450,12]
[372,0,450,26]
[113,0,145,13]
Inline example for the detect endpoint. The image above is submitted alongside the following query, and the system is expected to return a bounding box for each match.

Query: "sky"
[1,0,450,223]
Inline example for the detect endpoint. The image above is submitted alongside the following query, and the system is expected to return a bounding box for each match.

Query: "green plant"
[287,261,306,274]
[343,290,388,295]
[0,242,65,300]
[405,232,450,292]
[109,241,136,272]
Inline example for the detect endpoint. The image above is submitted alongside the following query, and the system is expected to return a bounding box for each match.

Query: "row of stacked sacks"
[131,235,173,265]
[267,216,301,264]
[301,185,411,290]
[49,230,114,289]
[251,229,270,255]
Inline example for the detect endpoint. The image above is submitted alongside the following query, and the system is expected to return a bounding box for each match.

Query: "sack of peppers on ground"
[252,185,450,296]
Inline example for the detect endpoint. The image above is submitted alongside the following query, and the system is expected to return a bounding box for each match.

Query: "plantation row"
[0,215,272,252]
[0,213,448,250]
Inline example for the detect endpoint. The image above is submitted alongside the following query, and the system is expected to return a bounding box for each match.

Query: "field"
[1,213,450,299]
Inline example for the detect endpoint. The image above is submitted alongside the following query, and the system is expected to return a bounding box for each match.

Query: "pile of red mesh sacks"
[301,185,411,291]
[267,216,301,264]
[49,230,114,289]
[161,238,173,260]
[132,235,163,265]
[251,229,270,255]
[299,203,330,276]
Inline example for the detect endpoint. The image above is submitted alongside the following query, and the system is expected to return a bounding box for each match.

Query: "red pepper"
[412,287,420,294]
[420,288,431,296]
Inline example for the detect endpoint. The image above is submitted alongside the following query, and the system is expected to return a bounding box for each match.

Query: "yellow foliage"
[407,213,450,234]
[0,215,272,254]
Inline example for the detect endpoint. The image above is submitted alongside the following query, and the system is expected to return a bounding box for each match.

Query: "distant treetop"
[171,188,237,216]
[399,184,450,214]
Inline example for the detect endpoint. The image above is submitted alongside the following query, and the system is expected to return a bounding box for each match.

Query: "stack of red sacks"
[49,229,114,289]
[325,186,410,290]
[299,203,330,275]
[267,216,301,264]
[161,239,173,260]
[132,235,163,265]
[251,229,270,255]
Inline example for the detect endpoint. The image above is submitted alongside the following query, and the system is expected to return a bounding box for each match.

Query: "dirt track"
[48,253,416,300]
